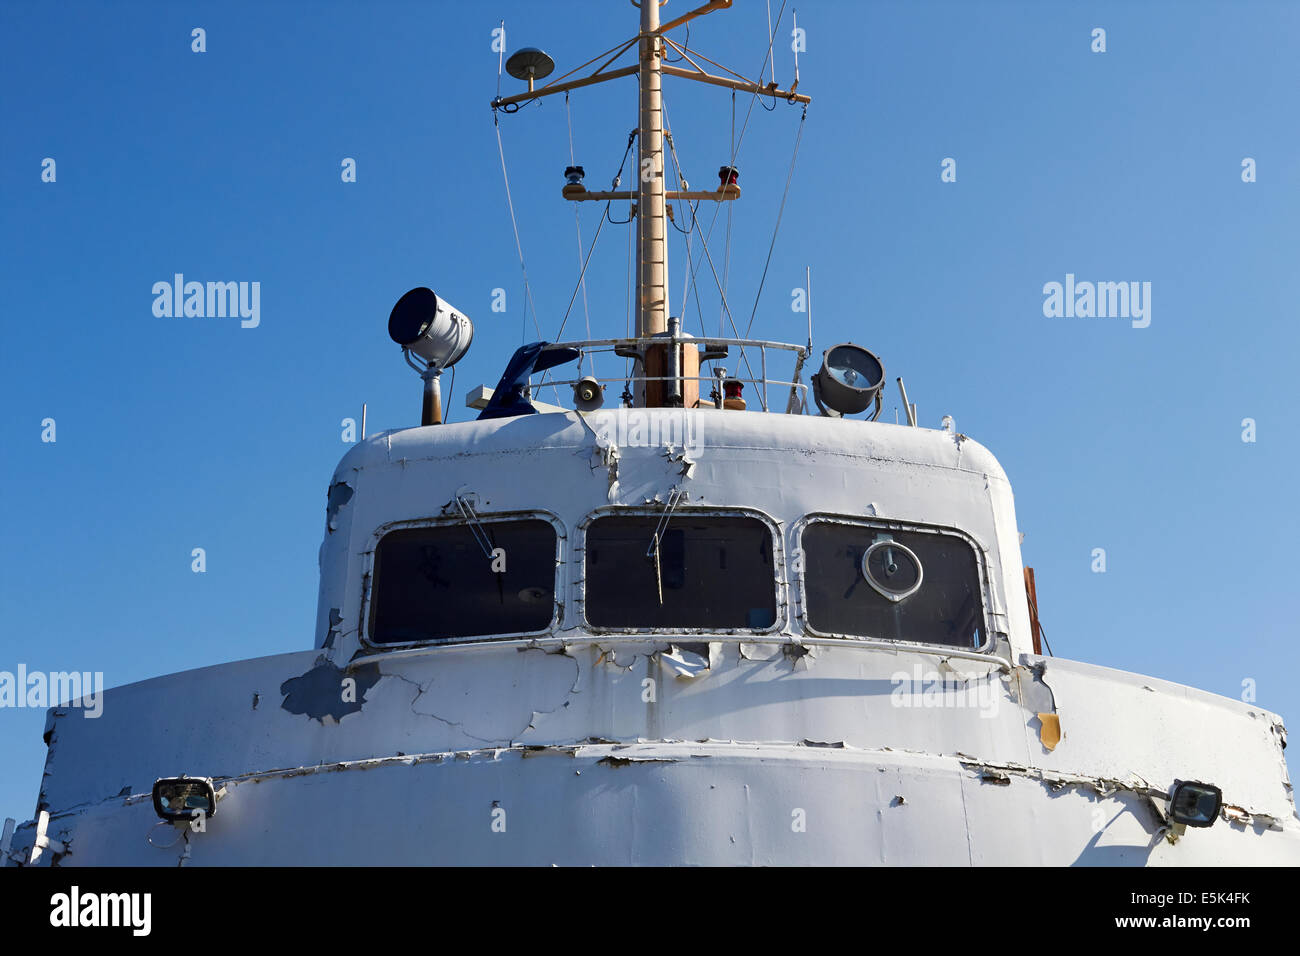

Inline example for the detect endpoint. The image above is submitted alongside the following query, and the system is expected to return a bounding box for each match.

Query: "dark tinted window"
[370,520,557,644]
[802,522,984,648]
[585,514,776,629]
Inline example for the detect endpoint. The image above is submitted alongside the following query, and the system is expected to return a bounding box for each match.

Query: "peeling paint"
[660,644,711,679]
[280,659,379,722]
[321,607,344,649]
[1036,713,1062,751]
[783,642,814,668]
[662,445,696,479]
[326,481,354,532]
[590,436,621,501]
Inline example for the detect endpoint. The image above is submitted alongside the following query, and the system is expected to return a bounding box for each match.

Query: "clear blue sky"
[2,0,1297,828]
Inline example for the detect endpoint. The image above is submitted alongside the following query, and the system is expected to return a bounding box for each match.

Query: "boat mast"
[638,0,668,342]
[491,1,810,408]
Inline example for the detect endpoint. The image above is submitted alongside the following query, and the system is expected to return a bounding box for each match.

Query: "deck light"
[1168,780,1222,827]
[152,776,219,823]
[813,343,885,418]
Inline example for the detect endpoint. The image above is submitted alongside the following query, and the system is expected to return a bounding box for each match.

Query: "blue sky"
[2,0,1297,828]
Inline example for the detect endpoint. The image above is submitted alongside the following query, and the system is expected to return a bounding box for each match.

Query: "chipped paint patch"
[1037,713,1062,750]
[660,644,711,679]
[326,481,354,532]
[280,659,379,722]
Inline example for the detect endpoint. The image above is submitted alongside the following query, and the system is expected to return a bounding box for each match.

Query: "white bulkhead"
[9,409,1298,865]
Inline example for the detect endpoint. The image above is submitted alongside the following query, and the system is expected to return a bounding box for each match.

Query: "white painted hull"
[9,413,1296,865]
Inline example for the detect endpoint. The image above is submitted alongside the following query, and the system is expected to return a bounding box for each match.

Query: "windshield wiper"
[646,487,685,605]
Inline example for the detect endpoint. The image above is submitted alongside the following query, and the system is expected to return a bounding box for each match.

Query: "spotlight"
[388,287,474,369]
[1168,780,1222,828]
[152,776,219,823]
[574,376,604,411]
[812,343,884,418]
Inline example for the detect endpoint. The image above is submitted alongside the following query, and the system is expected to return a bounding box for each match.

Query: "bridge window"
[368,519,558,644]
[585,513,777,630]
[801,520,985,648]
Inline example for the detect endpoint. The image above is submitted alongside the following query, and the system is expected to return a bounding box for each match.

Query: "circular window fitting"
[861,537,923,603]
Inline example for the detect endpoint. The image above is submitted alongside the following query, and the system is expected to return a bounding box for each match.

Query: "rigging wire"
[743,105,806,340]
[492,111,544,343]
[554,207,609,343]
[604,129,639,225]
[720,91,735,337]
[689,220,764,409]
[566,92,595,377]
[662,23,689,61]
[679,0,791,332]
[661,99,713,387]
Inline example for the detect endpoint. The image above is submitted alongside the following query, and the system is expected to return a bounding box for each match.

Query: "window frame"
[577,505,787,636]
[359,509,566,650]
[793,513,995,654]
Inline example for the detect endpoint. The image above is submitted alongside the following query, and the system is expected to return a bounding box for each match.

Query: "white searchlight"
[812,343,885,419]
[388,287,474,369]
[388,287,474,426]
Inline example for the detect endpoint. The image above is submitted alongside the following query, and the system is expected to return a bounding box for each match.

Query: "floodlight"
[388,287,474,369]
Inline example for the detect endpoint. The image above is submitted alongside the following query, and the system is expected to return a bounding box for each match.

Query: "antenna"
[791,9,801,91]
[505,48,555,92]
[805,265,813,351]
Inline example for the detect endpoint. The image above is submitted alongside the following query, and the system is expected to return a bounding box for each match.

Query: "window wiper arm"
[646,486,685,606]
[454,494,497,563]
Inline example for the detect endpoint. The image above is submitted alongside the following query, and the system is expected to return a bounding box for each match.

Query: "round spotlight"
[388,287,474,369]
[573,376,604,411]
[813,343,884,417]
[505,47,555,89]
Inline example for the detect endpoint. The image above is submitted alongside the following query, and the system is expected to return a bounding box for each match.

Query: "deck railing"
[537,336,811,414]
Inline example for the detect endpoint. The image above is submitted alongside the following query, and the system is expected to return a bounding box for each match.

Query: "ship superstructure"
[4,0,1296,867]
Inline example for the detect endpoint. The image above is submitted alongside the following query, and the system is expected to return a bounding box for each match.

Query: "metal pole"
[421,368,443,426]
[897,377,917,427]
[638,0,668,347]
